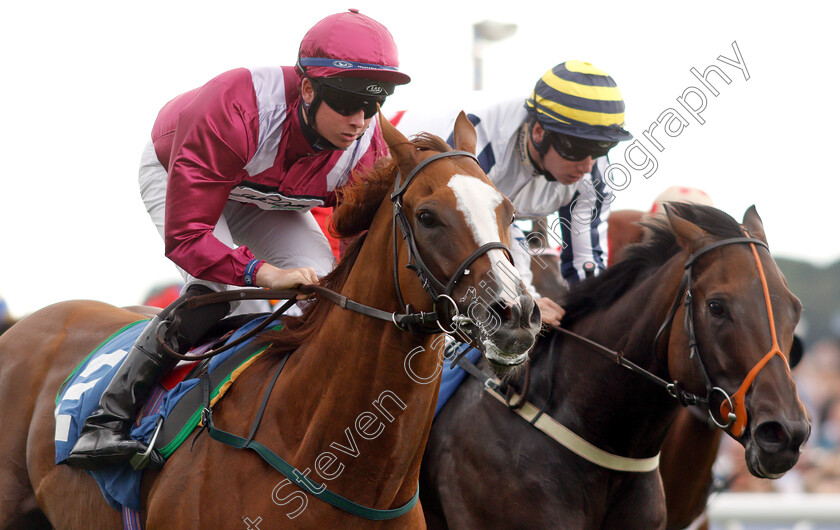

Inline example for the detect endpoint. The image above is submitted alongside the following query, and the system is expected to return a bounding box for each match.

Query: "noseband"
[390,150,513,334]
[451,226,795,472]
[654,229,791,436]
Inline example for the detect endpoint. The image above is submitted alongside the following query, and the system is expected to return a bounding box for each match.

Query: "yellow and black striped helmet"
[526,61,632,142]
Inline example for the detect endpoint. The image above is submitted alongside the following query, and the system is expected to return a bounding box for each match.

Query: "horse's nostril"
[490,297,539,329]
[489,300,516,323]
[526,297,540,326]
[471,302,491,324]
[754,421,791,453]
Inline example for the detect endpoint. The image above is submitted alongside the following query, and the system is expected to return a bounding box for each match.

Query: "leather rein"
[144,150,516,519]
[153,150,513,360]
[533,230,787,436]
[456,229,790,473]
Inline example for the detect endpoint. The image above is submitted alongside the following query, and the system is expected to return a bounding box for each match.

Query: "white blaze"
[448,175,521,303]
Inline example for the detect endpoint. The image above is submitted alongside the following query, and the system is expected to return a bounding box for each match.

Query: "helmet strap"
[528,120,551,157]
[298,78,339,151]
[524,122,558,181]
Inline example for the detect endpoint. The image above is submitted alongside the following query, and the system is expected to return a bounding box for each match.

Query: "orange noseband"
[719,229,791,437]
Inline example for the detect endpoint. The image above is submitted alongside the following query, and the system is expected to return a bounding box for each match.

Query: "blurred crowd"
[717,334,840,493]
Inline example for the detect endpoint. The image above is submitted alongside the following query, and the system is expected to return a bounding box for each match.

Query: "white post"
[472,20,517,91]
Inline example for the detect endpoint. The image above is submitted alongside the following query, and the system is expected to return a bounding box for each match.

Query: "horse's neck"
[535,263,686,457]
[310,226,439,395]
[261,218,440,507]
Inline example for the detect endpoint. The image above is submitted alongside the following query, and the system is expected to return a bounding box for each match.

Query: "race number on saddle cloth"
[54,315,279,512]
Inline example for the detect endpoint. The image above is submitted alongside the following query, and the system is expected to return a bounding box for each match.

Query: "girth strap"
[200,351,420,520]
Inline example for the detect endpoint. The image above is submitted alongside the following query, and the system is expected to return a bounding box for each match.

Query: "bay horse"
[536,204,774,529]
[528,207,720,529]
[0,112,541,529]
[420,203,810,529]
[525,202,801,529]
[610,206,721,530]
[608,204,801,530]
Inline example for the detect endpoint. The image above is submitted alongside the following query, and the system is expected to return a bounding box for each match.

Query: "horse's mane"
[560,203,745,324]
[260,133,452,355]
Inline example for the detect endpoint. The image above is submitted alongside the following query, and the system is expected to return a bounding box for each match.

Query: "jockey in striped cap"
[525,61,633,168]
[394,61,634,326]
[392,62,635,414]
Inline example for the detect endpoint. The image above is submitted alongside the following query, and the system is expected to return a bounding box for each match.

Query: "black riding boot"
[66,285,229,470]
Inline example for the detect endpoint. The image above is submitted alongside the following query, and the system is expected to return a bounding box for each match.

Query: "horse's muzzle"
[745,417,811,478]
[480,294,540,369]
[488,294,541,331]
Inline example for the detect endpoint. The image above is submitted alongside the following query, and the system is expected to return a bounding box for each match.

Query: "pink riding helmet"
[297,9,411,87]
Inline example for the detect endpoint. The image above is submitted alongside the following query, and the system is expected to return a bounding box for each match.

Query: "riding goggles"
[318,84,385,119]
[548,132,617,161]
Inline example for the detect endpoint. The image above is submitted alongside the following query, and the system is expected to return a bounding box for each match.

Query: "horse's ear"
[742,205,768,244]
[378,111,417,173]
[664,203,709,253]
[452,111,477,155]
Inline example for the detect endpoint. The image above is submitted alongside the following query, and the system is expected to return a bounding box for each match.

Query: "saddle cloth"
[434,344,482,418]
[54,315,280,512]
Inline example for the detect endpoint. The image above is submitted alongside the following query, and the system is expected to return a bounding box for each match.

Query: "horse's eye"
[417,211,437,228]
[708,300,726,318]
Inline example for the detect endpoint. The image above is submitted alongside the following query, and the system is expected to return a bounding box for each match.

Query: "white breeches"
[137,141,336,315]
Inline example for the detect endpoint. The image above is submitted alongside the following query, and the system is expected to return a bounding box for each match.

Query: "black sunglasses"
[318,85,385,120]
[548,132,617,162]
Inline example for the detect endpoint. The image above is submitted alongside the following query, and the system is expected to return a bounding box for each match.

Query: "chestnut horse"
[0,113,541,529]
[420,204,810,529]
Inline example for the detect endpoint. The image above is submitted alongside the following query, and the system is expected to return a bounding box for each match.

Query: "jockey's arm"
[510,224,565,326]
[254,263,319,299]
[162,72,347,292]
[558,166,611,285]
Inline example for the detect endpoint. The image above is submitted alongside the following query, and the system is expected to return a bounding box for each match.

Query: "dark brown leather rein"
[151,150,516,363]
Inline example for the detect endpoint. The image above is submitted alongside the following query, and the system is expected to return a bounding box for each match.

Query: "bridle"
[148,150,518,517]
[527,229,791,436]
[390,150,513,334]
[651,228,791,436]
[453,225,794,472]
[152,149,516,363]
